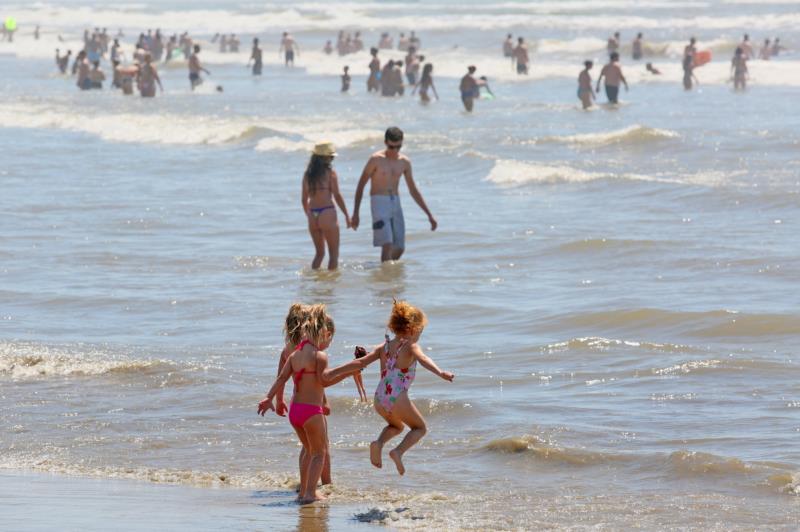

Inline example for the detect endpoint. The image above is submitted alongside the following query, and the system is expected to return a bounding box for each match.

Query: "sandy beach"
[0,470,397,531]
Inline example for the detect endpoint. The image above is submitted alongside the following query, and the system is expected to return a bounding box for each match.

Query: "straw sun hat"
[312,141,337,157]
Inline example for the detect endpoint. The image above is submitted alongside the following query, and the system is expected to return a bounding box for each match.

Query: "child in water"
[271,303,332,486]
[358,300,455,475]
[258,305,366,503]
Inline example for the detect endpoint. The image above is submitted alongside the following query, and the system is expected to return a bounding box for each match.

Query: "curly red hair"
[388,300,427,337]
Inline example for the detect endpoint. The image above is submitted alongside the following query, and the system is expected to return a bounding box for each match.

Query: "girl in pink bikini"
[258,304,366,503]
[271,303,333,486]
[358,300,455,475]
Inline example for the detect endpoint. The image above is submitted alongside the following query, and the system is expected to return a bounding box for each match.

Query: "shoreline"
[0,469,379,531]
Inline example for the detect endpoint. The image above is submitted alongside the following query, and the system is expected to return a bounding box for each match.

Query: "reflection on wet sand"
[296,502,330,532]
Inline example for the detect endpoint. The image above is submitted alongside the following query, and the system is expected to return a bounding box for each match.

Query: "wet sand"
[0,470,376,531]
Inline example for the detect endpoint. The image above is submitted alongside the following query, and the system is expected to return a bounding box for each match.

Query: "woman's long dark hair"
[304,154,331,195]
[421,63,433,84]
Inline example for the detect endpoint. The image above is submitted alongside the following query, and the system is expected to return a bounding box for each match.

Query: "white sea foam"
[484,159,649,185]
[484,160,743,187]
[0,341,172,379]
[0,101,384,151]
[537,125,680,146]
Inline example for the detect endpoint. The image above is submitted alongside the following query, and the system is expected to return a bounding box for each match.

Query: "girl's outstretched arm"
[318,351,372,386]
[412,344,454,381]
[357,344,383,366]
[258,356,294,415]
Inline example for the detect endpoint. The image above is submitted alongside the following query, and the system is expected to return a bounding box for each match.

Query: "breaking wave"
[537,125,680,147]
[483,436,631,466]
[0,101,384,151]
[0,341,220,381]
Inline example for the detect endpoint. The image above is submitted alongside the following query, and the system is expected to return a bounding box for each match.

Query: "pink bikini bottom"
[289,402,324,429]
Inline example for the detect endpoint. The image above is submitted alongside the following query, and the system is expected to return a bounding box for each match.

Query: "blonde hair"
[301,304,332,348]
[283,303,308,345]
[388,299,427,337]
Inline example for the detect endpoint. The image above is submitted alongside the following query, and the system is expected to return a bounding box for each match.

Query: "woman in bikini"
[137,53,163,98]
[412,63,439,104]
[731,47,748,91]
[258,304,367,503]
[358,300,454,475]
[302,142,351,270]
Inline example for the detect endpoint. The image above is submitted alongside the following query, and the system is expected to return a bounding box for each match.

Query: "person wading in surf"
[302,142,350,270]
[353,300,454,475]
[596,52,628,104]
[351,127,437,262]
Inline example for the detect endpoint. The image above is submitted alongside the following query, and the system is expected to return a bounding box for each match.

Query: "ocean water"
[1,0,799,529]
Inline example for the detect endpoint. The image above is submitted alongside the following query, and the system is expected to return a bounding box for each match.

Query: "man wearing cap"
[351,127,437,262]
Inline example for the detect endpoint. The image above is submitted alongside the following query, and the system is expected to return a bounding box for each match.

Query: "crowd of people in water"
[10,22,783,107]
[53,28,215,95]
[571,31,789,109]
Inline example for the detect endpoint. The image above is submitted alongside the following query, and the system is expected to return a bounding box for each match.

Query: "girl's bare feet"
[299,491,327,505]
[388,448,405,475]
[370,441,383,468]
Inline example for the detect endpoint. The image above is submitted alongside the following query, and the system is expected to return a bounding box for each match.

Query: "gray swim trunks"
[370,194,405,249]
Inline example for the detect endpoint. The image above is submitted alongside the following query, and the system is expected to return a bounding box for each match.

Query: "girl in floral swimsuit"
[358,300,455,475]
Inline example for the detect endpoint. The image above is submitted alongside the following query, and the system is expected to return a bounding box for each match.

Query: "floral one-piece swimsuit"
[374,336,416,412]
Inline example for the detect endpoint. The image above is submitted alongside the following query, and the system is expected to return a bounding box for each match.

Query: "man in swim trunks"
[188,44,210,90]
[514,37,530,75]
[351,127,437,262]
[596,52,628,104]
[280,32,299,67]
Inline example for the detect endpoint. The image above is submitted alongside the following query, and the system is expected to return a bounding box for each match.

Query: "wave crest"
[668,450,751,475]
[483,436,628,466]
[543,336,693,354]
[0,341,173,379]
[538,125,679,147]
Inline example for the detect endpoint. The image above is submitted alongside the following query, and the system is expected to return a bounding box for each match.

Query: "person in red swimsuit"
[272,303,333,486]
[258,304,370,503]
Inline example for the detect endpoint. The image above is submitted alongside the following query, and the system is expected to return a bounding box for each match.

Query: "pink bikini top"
[292,339,317,390]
